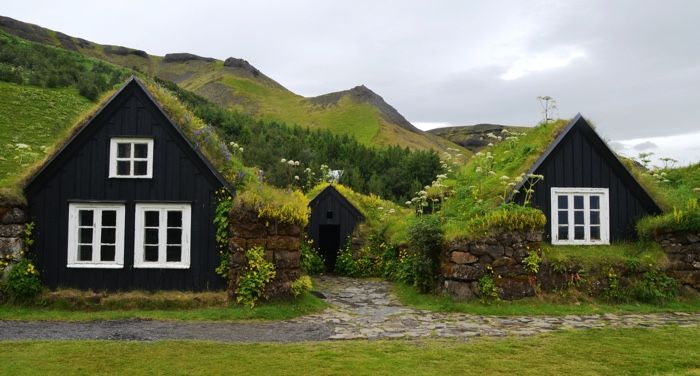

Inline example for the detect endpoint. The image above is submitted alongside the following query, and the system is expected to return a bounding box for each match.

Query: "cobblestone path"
[0,276,697,342]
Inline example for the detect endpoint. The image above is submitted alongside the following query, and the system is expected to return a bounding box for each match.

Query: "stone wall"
[228,207,302,299]
[441,231,542,300]
[655,231,700,294]
[0,206,26,262]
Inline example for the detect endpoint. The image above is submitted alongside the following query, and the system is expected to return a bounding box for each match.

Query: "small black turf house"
[24,78,229,291]
[512,114,662,245]
[308,185,364,270]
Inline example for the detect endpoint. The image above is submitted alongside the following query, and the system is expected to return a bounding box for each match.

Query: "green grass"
[0,82,93,198]
[394,283,700,316]
[542,241,668,271]
[0,293,326,322]
[1,326,699,375]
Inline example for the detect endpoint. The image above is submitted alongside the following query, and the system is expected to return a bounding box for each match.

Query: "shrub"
[395,248,417,285]
[478,273,499,301]
[300,237,325,275]
[214,189,232,281]
[291,275,313,297]
[406,216,443,293]
[631,269,678,303]
[2,258,42,301]
[235,246,276,308]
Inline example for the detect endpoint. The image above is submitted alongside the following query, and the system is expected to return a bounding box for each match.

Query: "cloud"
[613,131,700,166]
[500,47,586,80]
[632,141,658,151]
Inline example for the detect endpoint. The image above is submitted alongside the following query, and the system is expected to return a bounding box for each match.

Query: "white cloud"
[613,131,700,167]
[500,47,586,80]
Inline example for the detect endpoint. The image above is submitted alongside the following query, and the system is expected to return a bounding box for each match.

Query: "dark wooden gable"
[25,77,229,291]
[512,114,662,241]
[307,186,364,268]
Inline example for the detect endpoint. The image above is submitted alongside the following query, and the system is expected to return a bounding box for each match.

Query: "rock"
[223,57,261,77]
[163,53,216,63]
[1,208,26,224]
[495,276,535,299]
[0,237,22,258]
[668,271,700,288]
[451,251,478,264]
[470,243,505,259]
[693,262,700,270]
[0,224,23,237]
[449,264,485,281]
[444,280,475,300]
[687,233,700,243]
[103,45,148,58]
[274,250,300,268]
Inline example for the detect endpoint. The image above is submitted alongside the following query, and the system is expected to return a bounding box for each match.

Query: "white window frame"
[67,203,125,268]
[551,187,610,245]
[108,138,154,178]
[134,203,191,269]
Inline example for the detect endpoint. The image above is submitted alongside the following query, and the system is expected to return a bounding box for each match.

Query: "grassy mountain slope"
[428,124,529,153]
[0,15,460,152]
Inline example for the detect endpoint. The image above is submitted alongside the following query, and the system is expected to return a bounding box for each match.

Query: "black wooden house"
[24,78,230,290]
[512,114,662,244]
[308,185,364,270]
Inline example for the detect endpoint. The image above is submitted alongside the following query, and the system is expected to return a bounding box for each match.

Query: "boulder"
[451,251,478,264]
[0,224,23,237]
[444,280,475,300]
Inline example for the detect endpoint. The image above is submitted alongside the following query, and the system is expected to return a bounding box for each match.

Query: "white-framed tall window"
[67,203,125,268]
[551,187,610,245]
[109,138,154,178]
[134,203,191,269]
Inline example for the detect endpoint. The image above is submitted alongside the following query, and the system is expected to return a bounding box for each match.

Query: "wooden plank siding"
[25,79,226,291]
[307,186,364,257]
[513,115,662,242]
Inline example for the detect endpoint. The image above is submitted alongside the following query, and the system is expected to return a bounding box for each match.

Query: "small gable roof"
[512,114,662,213]
[309,185,365,221]
[24,76,231,192]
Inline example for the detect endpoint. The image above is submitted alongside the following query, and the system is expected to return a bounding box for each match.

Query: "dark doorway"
[318,224,341,271]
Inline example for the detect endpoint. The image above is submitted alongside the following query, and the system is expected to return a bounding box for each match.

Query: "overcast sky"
[3,0,699,165]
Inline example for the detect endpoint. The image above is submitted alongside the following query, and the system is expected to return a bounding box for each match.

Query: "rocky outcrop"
[441,231,542,300]
[223,57,261,77]
[103,45,148,58]
[228,208,302,299]
[0,206,26,261]
[163,53,216,63]
[655,231,700,294]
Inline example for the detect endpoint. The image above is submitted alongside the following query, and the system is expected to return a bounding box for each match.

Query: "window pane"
[145,229,159,245]
[574,195,584,209]
[558,211,568,224]
[574,211,584,225]
[591,226,601,240]
[134,143,148,158]
[326,210,334,219]
[558,226,568,240]
[590,211,600,225]
[167,229,181,245]
[167,211,182,227]
[145,211,159,227]
[101,245,115,262]
[574,226,585,240]
[79,228,93,244]
[557,195,568,209]
[79,245,92,261]
[144,246,159,262]
[117,143,131,158]
[134,161,148,176]
[590,196,600,210]
[166,246,181,262]
[79,210,93,226]
[117,161,130,175]
[101,228,116,244]
[102,210,116,227]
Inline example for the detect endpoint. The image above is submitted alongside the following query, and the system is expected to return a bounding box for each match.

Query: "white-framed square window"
[67,203,125,268]
[551,187,610,245]
[109,138,154,178]
[134,203,191,269]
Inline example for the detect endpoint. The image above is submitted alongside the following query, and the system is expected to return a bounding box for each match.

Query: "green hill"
[0,15,460,153]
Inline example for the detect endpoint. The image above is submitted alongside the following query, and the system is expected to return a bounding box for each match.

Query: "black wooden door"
[318,224,341,271]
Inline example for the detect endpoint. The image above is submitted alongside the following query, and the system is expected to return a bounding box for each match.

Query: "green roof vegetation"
[438,120,569,240]
[541,241,667,271]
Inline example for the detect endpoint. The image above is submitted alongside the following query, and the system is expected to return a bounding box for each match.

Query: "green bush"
[235,246,276,308]
[406,216,443,293]
[631,269,678,303]
[2,258,42,301]
[291,275,313,297]
[300,237,325,275]
[478,273,500,301]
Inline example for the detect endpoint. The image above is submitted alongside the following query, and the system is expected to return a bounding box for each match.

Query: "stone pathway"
[296,276,700,340]
[0,276,698,342]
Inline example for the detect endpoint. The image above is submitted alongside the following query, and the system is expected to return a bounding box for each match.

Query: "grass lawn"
[0,326,698,375]
[395,283,700,316]
[0,293,326,322]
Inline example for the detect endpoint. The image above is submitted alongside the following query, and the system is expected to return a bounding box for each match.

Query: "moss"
[541,241,667,271]
[235,184,310,227]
